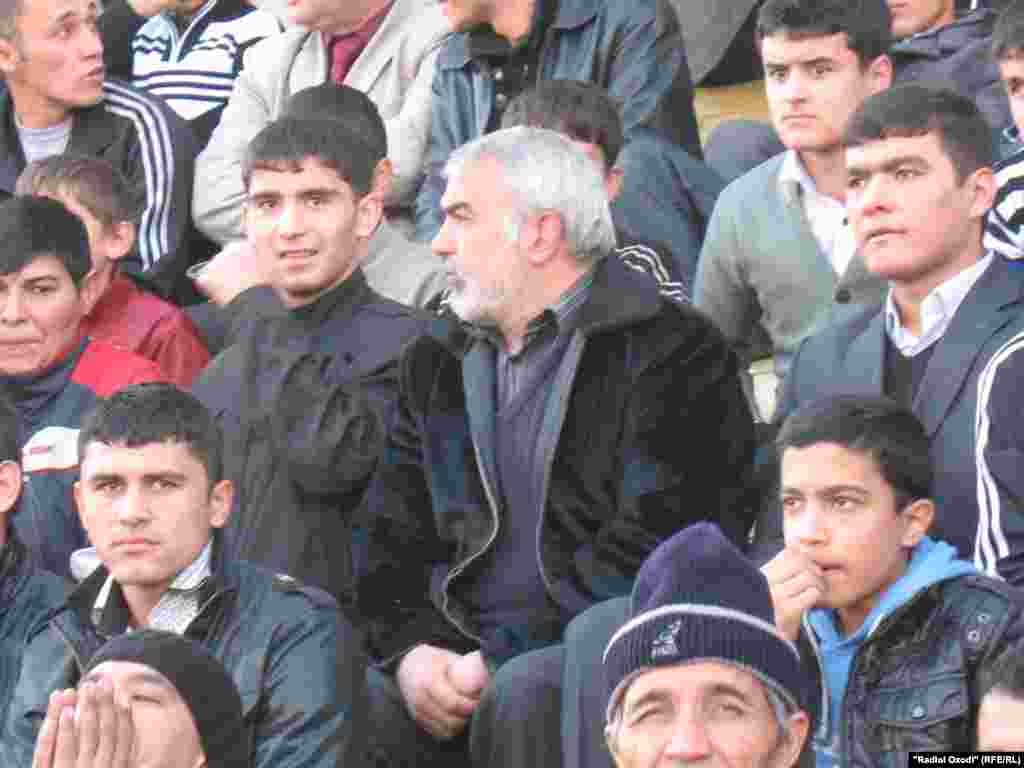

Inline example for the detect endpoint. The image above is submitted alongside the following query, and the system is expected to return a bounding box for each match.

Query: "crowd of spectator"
[0,0,1023,766]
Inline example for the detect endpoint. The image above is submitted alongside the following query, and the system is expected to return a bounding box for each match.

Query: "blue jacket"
[805,538,977,768]
[0,533,67,729]
[413,0,702,241]
[1,544,366,768]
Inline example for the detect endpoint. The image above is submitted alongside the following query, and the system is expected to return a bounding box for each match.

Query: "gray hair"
[442,126,618,264]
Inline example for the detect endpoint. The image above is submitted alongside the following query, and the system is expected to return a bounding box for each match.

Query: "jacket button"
[968,629,981,643]
[977,612,991,624]
[835,288,852,304]
[911,705,926,719]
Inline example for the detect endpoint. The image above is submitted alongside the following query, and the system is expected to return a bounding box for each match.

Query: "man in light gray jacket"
[193,0,449,243]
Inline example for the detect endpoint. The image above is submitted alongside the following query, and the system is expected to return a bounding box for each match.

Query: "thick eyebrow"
[441,201,472,218]
[780,483,869,498]
[846,154,929,179]
[22,276,59,286]
[84,470,188,486]
[763,56,836,70]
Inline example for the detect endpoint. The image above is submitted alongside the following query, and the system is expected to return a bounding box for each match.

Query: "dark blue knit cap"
[603,523,817,726]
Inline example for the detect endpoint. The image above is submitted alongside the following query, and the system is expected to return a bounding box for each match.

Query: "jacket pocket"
[863,675,971,753]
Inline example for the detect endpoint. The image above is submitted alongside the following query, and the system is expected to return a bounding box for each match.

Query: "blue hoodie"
[805,537,977,768]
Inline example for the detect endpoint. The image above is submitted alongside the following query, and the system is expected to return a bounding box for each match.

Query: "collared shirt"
[884,253,993,357]
[324,1,393,84]
[88,539,214,633]
[778,150,857,278]
[482,267,596,406]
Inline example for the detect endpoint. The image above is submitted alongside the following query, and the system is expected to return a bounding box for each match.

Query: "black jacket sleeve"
[98,0,148,80]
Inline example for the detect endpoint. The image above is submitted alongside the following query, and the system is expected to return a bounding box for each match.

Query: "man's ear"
[605,167,624,202]
[900,498,935,549]
[78,270,107,315]
[372,158,394,202]
[355,190,383,240]
[525,211,566,266]
[0,38,21,77]
[966,165,997,220]
[868,54,894,93]
[771,711,811,768]
[0,460,22,531]
[105,221,136,262]
[208,479,233,529]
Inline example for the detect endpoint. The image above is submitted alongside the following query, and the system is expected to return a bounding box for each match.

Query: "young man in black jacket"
[763,394,1024,768]
[190,115,427,610]
[1,384,366,768]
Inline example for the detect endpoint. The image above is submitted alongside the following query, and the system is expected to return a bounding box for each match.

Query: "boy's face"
[245,158,379,310]
[780,442,930,634]
[846,132,994,298]
[999,52,1024,138]
[762,32,891,156]
[74,439,231,597]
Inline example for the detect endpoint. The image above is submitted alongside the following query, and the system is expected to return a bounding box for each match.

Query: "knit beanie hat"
[86,630,249,768]
[603,523,817,726]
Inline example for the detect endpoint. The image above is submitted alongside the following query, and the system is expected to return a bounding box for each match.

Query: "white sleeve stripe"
[101,82,174,270]
[973,332,1024,578]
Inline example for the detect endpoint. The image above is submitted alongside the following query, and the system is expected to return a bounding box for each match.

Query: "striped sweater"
[99,0,282,147]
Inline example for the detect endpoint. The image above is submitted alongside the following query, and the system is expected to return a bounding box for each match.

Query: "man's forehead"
[761,31,856,63]
[80,439,202,474]
[625,660,765,703]
[23,0,96,21]
[0,253,71,283]
[248,158,351,194]
[845,133,941,170]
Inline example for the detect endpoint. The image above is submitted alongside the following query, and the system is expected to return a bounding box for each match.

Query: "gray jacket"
[695,153,885,381]
[193,0,449,244]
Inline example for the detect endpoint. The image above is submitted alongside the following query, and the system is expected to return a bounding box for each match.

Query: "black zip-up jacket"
[357,256,756,668]
[0,541,367,768]
[798,574,1024,768]
[191,270,429,609]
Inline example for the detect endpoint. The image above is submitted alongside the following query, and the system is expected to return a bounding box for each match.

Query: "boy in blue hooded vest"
[763,394,1024,768]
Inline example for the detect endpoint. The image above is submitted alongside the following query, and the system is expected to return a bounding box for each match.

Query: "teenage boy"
[764,394,1024,767]
[2,383,365,768]
[760,84,1024,582]
[695,0,890,407]
[17,155,210,387]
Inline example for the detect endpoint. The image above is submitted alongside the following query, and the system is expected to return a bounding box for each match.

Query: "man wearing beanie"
[603,522,813,768]
[764,395,1024,768]
[32,630,247,768]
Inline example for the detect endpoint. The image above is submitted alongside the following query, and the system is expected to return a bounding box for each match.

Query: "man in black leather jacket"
[762,395,1024,768]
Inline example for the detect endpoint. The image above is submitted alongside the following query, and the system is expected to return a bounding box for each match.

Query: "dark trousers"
[365,646,564,768]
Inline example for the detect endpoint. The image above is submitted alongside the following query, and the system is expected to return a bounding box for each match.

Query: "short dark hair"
[499,80,625,167]
[757,0,893,66]
[979,640,1024,704]
[284,83,387,160]
[16,154,144,233]
[0,392,20,465]
[843,83,994,182]
[994,0,1024,61]
[0,195,90,286]
[78,384,223,487]
[242,116,378,196]
[776,395,933,511]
